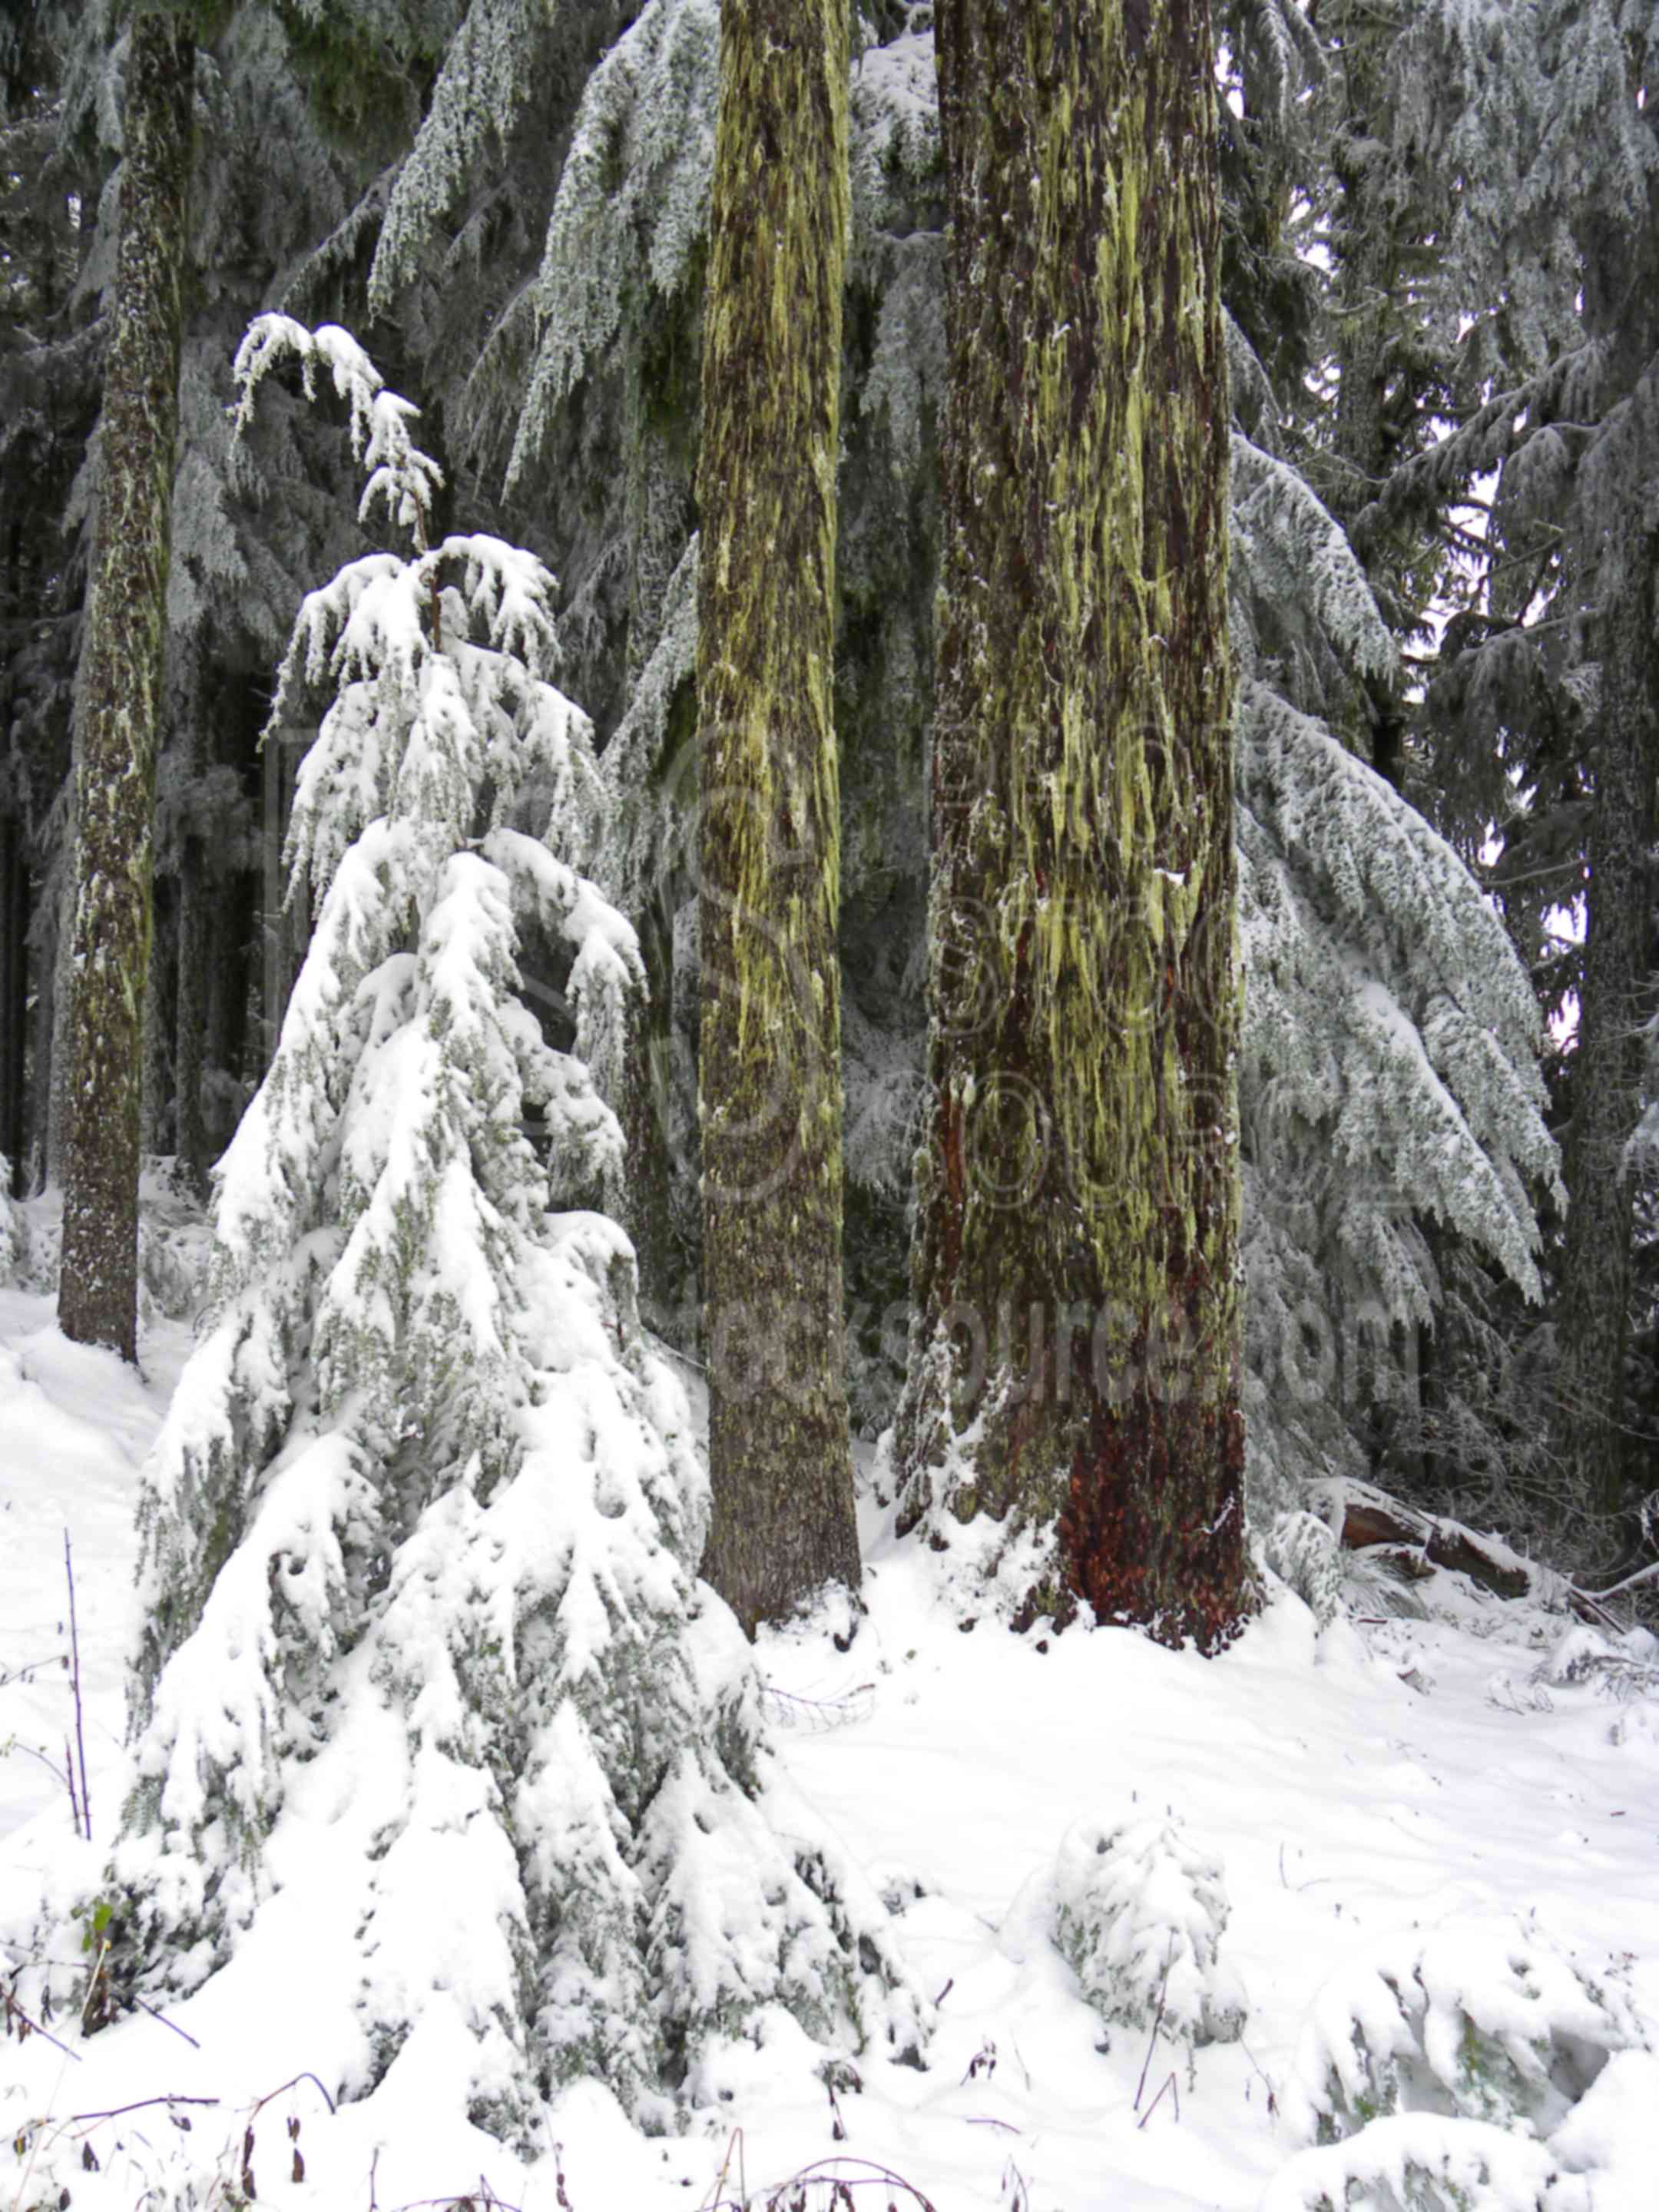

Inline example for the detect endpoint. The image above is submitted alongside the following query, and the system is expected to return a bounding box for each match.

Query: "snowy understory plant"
[88,316,925,2141]
[1267,1917,1644,2212]
[1048,1816,1246,2053]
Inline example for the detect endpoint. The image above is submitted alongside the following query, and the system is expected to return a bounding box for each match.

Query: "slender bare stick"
[133,1995,200,2049]
[68,2095,220,2124]
[2,1997,82,2062]
[64,1532,91,1840]
[63,1735,81,1837]
[1134,1936,1176,2111]
[1136,2071,1180,2129]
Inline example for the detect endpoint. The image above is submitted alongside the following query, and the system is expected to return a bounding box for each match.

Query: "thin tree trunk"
[892,0,1250,1647]
[0,809,27,1195]
[175,831,208,1195]
[58,8,193,1359]
[697,0,859,1634]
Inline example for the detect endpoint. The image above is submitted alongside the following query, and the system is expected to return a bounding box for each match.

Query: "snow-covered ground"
[3,1267,1657,2212]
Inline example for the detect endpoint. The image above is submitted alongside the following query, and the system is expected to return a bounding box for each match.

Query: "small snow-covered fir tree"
[1050,1815,1247,2052]
[97,316,924,2139]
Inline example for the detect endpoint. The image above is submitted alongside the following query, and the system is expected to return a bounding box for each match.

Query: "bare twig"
[1239,2037,1280,2121]
[133,1995,200,2049]
[1136,2071,1180,2129]
[65,1532,91,1841]
[381,2196,525,2212]
[703,2157,942,2211]
[63,1734,81,1838]
[67,2095,220,2124]
[1134,1936,1175,2111]
[252,2069,338,2118]
[2,1993,81,2063]
[700,2128,746,2212]
[7,1741,71,1788]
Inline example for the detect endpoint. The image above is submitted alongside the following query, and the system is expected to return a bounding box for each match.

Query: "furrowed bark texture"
[58,8,194,1360]
[175,831,208,1197]
[892,0,1249,1647]
[1556,553,1659,1518]
[697,0,860,1633]
[1553,197,1659,1527]
[0,811,27,1194]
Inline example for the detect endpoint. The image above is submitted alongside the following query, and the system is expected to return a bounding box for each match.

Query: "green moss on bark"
[892,0,1250,1649]
[697,0,861,1634]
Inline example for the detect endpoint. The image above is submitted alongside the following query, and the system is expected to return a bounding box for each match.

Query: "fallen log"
[1313,1478,1622,1625]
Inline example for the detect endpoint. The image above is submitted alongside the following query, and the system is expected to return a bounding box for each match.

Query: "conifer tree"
[696,0,861,1634]
[1345,0,1659,1532]
[57,2,194,1359]
[97,314,924,2129]
[890,0,1250,1645]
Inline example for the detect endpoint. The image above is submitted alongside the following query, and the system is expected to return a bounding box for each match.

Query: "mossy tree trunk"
[58,6,194,1359]
[892,0,1250,1649]
[697,0,860,1634]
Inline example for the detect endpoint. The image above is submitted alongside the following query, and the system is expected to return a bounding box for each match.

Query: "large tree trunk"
[1551,190,1659,1532]
[57,8,193,1360]
[697,0,860,1635]
[1556,552,1659,1520]
[892,0,1250,1648]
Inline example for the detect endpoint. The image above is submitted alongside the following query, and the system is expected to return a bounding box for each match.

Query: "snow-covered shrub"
[1263,1509,1344,1628]
[1260,2112,1590,2212]
[1535,1624,1659,1703]
[95,317,926,2139]
[1051,1816,1246,2050]
[134,1161,214,1323]
[1285,1919,1640,2147]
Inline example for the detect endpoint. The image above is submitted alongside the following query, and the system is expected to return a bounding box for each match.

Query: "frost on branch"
[98,318,926,2140]
[1050,1816,1246,2051]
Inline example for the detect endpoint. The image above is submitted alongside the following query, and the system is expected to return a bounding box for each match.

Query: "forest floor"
[2,1257,1658,2212]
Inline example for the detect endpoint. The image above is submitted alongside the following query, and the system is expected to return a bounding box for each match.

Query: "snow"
[4,1270,1658,2210]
